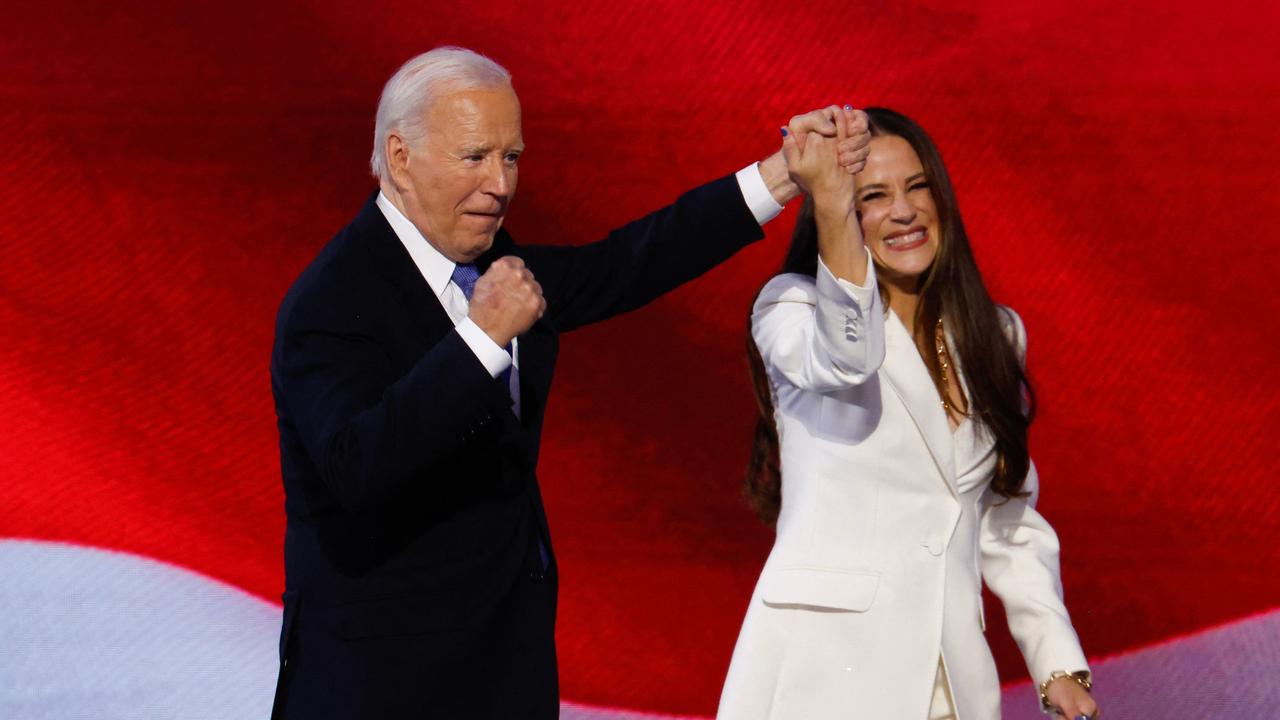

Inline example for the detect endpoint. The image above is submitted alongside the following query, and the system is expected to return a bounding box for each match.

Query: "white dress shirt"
[375,163,785,417]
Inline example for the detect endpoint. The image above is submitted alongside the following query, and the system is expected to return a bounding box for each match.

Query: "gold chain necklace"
[934,318,963,416]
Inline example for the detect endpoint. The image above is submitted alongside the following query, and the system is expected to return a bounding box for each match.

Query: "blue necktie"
[449,262,481,298]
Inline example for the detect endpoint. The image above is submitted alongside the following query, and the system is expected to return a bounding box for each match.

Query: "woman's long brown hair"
[744,108,1034,526]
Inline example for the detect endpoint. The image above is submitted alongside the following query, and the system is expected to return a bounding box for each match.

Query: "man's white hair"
[370,47,512,183]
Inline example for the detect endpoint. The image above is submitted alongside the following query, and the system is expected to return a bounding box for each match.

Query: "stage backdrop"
[2,1,1278,717]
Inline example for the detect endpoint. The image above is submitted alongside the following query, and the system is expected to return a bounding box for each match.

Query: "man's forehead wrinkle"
[425,98,520,148]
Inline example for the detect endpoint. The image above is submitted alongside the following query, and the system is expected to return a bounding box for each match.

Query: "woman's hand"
[1044,676,1100,720]
[783,106,871,285]
[757,105,871,205]
[781,105,866,203]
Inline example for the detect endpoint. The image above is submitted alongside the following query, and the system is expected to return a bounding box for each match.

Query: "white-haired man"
[269,46,868,718]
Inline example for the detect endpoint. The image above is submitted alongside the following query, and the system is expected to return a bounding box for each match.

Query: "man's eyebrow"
[458,144,526,154]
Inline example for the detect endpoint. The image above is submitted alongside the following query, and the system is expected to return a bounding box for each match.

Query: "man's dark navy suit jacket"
[269,174,763,718]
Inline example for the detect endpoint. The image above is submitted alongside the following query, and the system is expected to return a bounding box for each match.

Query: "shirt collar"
[375,191,454,298]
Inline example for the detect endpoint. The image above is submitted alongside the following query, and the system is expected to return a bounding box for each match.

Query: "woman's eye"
[860,191,885,201]
[909,182,930,192]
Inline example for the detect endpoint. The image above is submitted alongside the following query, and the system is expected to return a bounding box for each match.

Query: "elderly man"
[269,46,868,718]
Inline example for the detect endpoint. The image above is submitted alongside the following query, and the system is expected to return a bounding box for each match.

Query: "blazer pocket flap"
[760,566,881,612]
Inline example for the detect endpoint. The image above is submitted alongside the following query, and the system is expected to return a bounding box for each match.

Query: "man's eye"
[466,154,484,162]
[504,153,521,164]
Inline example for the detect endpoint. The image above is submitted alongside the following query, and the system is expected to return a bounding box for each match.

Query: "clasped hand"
[782,105,870,200]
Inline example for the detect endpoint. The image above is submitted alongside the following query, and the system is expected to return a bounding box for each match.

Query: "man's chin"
[457,234,496,263]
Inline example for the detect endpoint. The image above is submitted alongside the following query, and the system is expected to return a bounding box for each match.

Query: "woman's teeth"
[884,230,925,248]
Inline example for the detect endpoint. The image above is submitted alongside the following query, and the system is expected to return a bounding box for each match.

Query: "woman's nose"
[889,192,916,223]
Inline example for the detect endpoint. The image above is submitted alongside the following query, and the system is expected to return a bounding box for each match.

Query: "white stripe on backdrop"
[1,539,1275,719]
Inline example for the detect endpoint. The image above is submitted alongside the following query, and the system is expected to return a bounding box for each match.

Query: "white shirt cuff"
[455,317,512,378]
[818,247,877,295]
[735,163,785,225]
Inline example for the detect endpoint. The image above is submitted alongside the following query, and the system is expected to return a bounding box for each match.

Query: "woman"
[717,108,1099,720]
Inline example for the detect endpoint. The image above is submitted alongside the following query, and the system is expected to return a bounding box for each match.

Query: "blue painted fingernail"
[780,127,789,137]
[844,104,852,110]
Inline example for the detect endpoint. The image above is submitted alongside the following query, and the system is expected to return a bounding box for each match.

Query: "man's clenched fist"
[468,256,546,347]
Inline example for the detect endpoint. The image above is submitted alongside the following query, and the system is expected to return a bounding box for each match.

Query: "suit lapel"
[355,192,457,344]
[881,310,958,496]
[392,272,454,345]
[362,207,548,436]
[355,197,554,562]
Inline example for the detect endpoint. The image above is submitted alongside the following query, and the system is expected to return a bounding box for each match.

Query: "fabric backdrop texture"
[1,0,1277,716]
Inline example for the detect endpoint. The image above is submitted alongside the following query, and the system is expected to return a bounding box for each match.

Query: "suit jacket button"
[529,569,545,583]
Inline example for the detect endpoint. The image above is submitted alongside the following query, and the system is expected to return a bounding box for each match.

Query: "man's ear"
[386,132,411,189]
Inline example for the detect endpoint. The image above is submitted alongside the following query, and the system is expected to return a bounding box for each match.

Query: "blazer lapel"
[393,273,454,345]
[881,310,958,495]
[356,192,456,343]
[363,211,547,437]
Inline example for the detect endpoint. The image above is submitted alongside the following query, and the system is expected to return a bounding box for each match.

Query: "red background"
[2,0,1278,713]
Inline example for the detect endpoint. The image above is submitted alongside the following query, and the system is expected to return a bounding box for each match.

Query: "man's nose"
[482,159,512,197]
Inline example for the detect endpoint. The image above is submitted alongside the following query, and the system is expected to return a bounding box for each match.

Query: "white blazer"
[717,258,1088,720]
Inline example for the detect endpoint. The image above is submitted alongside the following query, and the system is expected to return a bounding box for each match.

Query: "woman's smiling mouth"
[882,227,928,250]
